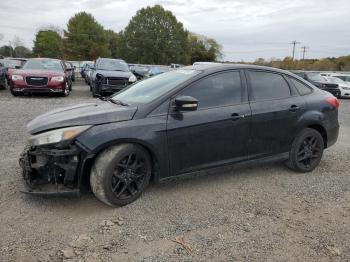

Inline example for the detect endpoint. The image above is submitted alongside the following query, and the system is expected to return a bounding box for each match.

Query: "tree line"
[248,56,350,71]
[0,5,222,65]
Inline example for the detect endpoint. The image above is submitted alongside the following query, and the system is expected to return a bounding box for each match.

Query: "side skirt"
[159,152,289,184]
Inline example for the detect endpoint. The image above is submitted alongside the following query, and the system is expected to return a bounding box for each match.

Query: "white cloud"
[0,0,349,61]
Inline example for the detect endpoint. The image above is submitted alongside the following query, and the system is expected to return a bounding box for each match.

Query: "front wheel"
[92,83,100,97]
[285,128,324,172]
[90,144,152,206]
[62,82,70,97]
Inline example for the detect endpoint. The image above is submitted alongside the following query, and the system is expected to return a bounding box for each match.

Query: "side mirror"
[15,65,21,69]
[175,96,198,111]
[90,66,95,70]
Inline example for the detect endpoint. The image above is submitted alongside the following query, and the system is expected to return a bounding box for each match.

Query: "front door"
[166,71,251,176]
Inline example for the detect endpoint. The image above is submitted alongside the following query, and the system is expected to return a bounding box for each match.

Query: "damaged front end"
[19,144,85,195]
[19,124,94,195]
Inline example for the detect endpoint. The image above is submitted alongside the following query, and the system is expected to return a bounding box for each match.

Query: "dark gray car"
[90,58,137,97]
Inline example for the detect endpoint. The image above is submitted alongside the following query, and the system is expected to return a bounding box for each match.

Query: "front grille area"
[325,83,338,89]
[26,76,48,86]
[105,77,128,87]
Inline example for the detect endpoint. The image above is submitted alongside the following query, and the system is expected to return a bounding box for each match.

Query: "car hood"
[12,69,64,77]
[95,70,133,78]
[27,101,137,134]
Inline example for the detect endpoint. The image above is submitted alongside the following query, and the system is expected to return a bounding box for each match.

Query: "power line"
[290,40,301,60]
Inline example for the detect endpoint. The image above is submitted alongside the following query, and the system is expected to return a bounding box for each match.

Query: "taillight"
[326,97,340,109]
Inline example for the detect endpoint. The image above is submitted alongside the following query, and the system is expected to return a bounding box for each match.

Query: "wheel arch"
[79,138,161,189]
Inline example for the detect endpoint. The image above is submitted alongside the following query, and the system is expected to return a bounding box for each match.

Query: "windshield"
[2,60,22,68]
[23,59,63,71]
[327,77,344,84]
[97,59,129,72]
[307,73,324,82]
[110,69,200,105]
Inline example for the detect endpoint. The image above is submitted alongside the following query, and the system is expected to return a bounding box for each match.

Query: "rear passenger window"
[248,71,291,100]
[289,77,312,95]
[181,71,242,109]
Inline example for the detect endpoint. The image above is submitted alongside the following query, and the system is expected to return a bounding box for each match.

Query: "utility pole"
[290,40,300,60]
[301,46,309,60]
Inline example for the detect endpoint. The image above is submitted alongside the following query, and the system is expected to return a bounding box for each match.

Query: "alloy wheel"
[296,135,322,169]
[111,152,147,200]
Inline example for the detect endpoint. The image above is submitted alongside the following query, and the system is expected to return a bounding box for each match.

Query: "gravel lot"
[0,82,349,262]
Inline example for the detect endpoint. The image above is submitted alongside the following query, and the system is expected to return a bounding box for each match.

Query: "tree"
[14,46,32,58]
[64,12,110,60]
[122,5,189,64]
[0,45,14,57]
[188,33,222,64]
[105,30,122,59]
[33,30,63,58]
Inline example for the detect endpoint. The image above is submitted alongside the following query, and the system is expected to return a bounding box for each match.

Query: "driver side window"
[180,71,242,110]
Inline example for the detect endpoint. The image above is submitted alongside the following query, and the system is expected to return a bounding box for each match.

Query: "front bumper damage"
[19,143,88,196]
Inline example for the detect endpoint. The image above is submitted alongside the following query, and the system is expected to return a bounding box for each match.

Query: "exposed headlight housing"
[129,74,137,83]
[28,125,91,146]
[51,76,64,82]
[12,75,23,81]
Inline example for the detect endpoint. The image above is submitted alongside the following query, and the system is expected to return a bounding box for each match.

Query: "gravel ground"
[0,82,349,262]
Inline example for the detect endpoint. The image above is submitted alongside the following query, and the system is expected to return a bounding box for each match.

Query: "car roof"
[184,63,296,75]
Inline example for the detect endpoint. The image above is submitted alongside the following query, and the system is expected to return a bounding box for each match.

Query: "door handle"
[231,113,245,121]
[289,105,300,112]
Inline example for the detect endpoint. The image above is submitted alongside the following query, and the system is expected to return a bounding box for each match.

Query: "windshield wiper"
[108,98,129,106]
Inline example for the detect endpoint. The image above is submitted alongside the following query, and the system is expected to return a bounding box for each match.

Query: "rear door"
[246,70,306,159]
[166,70,251,176]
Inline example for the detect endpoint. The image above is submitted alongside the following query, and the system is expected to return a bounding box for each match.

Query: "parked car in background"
[84,64,94,86]
[90,58,137,97]
[80,61,94,79]
[0,61,7,89]
[65,61,75,83]
[9,58,72,96]
[129,65,150,80]
[291,71,341,98]
[324,76,350,98]
[1,58,27,81]
[332,74,350,85]
[19,64,339,206]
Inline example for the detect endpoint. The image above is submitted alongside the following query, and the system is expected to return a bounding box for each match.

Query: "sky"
[0,0,349,61]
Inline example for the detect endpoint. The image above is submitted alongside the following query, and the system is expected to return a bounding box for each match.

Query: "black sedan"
[20,64,339,206]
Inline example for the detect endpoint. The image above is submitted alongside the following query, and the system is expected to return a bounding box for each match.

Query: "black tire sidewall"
[93,144,152,206]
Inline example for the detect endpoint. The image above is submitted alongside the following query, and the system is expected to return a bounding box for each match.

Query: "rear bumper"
[326,125,339,148]
[19,144,85,195]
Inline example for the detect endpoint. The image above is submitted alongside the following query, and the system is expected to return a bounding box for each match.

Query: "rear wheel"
[90,144,152,206]
[286,128,324,172]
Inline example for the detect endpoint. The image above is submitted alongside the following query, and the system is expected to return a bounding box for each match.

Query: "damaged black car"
[90,58,137,97]
[20,64,339,207]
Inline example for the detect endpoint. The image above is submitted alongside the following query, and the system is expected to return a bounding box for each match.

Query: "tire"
[90,144,152,207]
[10,87,20,96]
[92,83,100,97]
[62,82,70,97]
[285,128,324,172]
[0,78,8,90]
